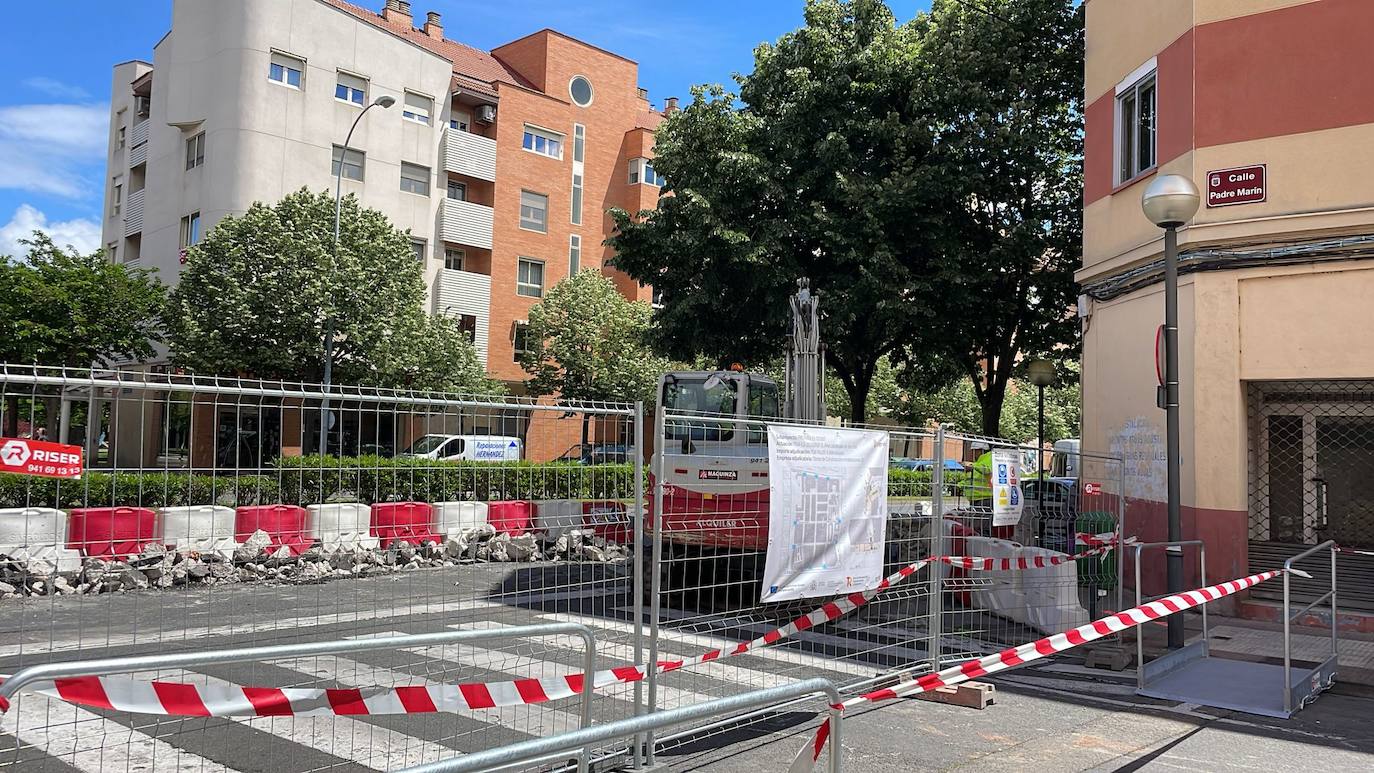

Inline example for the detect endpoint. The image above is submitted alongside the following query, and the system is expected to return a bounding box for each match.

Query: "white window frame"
[185,132,206,170]
[570,123,585,225]
[335,71,367,106]
[107,242,118,264]
[111,181,122,217]
[568,75,594,108]
[568,234,582,275]
[410,238,427,263]
[517,257,545,298]
[444,248,466,271]
[522,124,564,159]
[519,190,549,233]
[332,145,365,182]
[450,112,471,132]
[268,51,305,90]
[1115,58,1158,185]
[628,158,663,187]
[400,162,431,196]
[180,211,201,248]
[402,91,433,125]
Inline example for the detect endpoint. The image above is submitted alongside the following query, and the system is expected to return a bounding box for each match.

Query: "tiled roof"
[319,0,535,91]
[633,110,664,130]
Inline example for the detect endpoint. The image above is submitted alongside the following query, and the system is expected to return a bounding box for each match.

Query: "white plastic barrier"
[533,500,583,540]
[1018,545,1090,633]
[966,536,1027,614]
[433,501,489,537]
[0,507,83,572]
[159,506,239,559]
[308,504,379,552]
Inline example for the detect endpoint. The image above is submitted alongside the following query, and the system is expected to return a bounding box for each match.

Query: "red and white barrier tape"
[0,532,1128,718]
[788,566,1291,773]
[1336,545,1374,558]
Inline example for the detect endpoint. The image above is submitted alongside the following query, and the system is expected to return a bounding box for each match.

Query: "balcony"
[128,120,150,168]
[123,188,146,237]
[442,198,494,250]
[434,268,492,366]
[444,129,497,182]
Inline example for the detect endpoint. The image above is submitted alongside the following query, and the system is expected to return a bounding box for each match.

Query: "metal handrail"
[0,624,600,772]
[1132,540,1207,689]
[397,678,844,773]
[1283,540,1338,714]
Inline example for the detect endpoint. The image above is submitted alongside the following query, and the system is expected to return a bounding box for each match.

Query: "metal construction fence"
[0,365,1126,772]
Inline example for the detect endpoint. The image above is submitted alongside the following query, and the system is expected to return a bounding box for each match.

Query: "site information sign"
[761,425,889,603]
[0,437,84,479]
[1207,164,1266,207]
[991,448,1023,527]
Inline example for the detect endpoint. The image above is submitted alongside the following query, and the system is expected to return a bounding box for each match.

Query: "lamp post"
[321,94,395,453]
[1142,174,1201,650]
[1026,358,1056,520]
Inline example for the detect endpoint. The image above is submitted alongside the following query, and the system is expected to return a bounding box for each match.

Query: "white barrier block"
[0,507,82,573]
[308,504,380,552]
[433,501,489,536]
[159,506,239,559]
[1017,545,1090,634]
[966,536,1026,614]
[532,500,583,540]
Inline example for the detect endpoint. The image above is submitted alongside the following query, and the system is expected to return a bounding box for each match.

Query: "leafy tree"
[0,234,167,436]
[914,0,1084,435]
[0,233,166,367]
[520,270,669,447]
[164,189,495,393]
[609,0,956,424]
[999,360,1081,445]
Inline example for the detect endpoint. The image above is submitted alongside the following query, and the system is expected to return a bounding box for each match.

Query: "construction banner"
[761,425,889,602]
[991,448,1023,527]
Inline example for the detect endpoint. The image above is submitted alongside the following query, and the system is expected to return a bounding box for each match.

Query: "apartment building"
[1079,0,1374,623]
[102,0,665,387]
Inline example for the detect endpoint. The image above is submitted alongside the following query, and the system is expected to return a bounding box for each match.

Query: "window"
[402,91,432,125]
[447,180,467,201]
[450,113,470,132]
[1117,69,1157,183]
[107,243,118,264]
[513,322,530,362]
[185,132,205,170]
[569,75,594,107]
[456,314,477,343]
[651,285,664,308]
[400,162,430,195]
[116,125,126,150]
[517,257,544,298]
[332,145,365,181]
[444,248,466,271]
[628,158,663,187]
[410,238,427,262]
[268,52,304,89]
[519,190,548,233]
[568,234,581,274]
[570,123,585,225]
[180,212,201,247]
[335,72,367,106]
[522,125,563,159]
[111,183,122,217]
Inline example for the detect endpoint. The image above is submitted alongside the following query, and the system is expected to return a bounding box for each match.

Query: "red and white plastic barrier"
[0,533,1131,719]
[787,566,1292,773]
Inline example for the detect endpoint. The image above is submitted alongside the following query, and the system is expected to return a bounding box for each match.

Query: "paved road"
[0,563,1369,772]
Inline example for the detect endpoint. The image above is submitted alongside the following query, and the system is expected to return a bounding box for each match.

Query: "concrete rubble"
[0,525,630,599]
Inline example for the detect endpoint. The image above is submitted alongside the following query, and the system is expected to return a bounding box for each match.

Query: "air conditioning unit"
[476,104,497,123]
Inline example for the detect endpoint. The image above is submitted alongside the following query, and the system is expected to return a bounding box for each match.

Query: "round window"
[569,75,594,107]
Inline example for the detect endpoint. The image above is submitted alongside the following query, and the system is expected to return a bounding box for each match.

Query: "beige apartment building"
[1080,0,1374,622]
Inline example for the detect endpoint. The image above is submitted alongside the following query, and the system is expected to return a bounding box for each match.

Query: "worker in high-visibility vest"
[961,442,994,506]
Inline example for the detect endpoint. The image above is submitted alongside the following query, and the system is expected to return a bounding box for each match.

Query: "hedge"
[0,472,282,510]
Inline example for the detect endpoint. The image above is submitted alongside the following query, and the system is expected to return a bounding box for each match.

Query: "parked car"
[557,443,634,465]
[892,458,968,473]
[1022,476,1080,554]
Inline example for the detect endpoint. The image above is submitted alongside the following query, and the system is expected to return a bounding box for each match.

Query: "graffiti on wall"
[1109,416,1167,502]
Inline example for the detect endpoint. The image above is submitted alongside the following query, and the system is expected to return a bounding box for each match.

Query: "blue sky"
[0,0,930,256]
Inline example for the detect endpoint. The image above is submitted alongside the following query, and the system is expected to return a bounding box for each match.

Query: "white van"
[401,434,522,462]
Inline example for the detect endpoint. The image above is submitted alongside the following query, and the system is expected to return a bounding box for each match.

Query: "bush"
[0,472,282,510]
[887,467,974,499]
[271,455,635,504]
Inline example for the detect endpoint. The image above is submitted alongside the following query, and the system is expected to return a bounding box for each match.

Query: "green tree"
[609,0,956,424]
[999,360,1081,445]
[915,0,1084,435]
[164,189,495,393]
[521,269,669,405]
[0,233,166,367]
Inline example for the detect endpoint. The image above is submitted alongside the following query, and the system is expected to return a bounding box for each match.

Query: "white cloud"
[0,204,102,257]
[23,77,91,101]
[0,103,109,199]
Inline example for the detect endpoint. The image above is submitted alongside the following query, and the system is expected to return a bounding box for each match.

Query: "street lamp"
[321,94,395,453]
[1026,358,1056,518]
[1142,174,1201,650]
